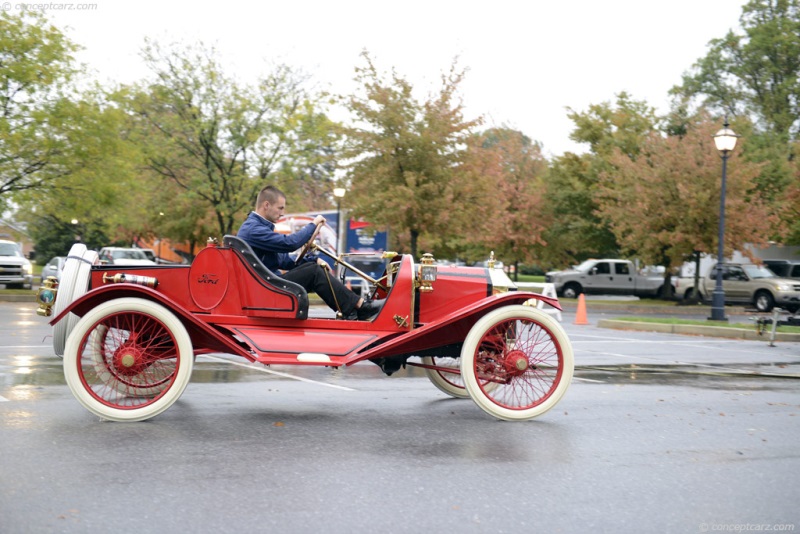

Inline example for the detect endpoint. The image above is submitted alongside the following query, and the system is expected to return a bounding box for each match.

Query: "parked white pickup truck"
[545,259,671,299]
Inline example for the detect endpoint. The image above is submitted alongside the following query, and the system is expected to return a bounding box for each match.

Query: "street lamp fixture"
[333,188,346,256]
[709,119,739,322]
[70,219,82,243]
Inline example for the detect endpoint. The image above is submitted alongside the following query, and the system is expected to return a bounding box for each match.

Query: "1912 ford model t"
[38,229,574,423]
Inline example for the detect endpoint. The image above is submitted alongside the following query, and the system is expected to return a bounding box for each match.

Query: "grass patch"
[555,297,679,306]
[617,316,800,334]
[0,289,36,294]
[513,274,545,283]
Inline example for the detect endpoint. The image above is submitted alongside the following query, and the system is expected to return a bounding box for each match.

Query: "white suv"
[0,239,33,289]
[98,247,157,266]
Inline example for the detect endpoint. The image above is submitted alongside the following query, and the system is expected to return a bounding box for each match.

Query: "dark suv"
[764,259,800,280]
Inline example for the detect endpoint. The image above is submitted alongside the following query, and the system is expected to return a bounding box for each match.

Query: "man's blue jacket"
[236,211,317,273]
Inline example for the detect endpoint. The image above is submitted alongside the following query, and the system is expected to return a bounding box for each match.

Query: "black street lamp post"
[709,119,739,322]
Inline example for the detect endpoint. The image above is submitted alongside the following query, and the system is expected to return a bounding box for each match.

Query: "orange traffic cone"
[574,294,589,325]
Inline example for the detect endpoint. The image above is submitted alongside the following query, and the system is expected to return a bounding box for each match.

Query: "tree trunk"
[691,251,702,304]
[661,271,675,300]
[409,228,419,260]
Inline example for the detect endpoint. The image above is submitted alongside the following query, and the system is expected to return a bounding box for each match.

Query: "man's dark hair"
[257,185,285,208]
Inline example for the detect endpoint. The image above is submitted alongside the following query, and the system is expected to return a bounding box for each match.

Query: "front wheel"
[754,291,775,312]
[63,298,194,422]
[461,306,574,421]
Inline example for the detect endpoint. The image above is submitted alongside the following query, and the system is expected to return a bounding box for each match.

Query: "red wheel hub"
[504,350,529,377]
[112,341,149,376]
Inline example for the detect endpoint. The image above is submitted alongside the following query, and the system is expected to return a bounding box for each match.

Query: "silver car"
[41,256,67,281]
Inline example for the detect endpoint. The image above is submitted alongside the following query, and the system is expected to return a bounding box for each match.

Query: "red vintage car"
[38,232,574,423]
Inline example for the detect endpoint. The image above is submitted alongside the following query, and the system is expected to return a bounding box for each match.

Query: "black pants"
[283,262,360,316]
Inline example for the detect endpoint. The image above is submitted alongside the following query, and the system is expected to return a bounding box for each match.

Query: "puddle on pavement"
[575,363,800,391]
[3,353,799,393]
[0,353,409,389]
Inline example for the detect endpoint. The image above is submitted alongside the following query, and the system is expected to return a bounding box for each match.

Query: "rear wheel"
[63,298,193,422]
[682,288,699,302]
[461,306,574,421]
[562,283,582,300]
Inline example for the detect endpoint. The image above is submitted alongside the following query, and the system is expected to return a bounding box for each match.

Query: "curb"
[597,319,800,342]
[558,300,751,316]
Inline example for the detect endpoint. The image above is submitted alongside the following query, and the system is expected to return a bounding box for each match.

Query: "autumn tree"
[783,141,800,243]
[673,0,800,243]
[596,115,773,298]
[0,11,79,212]
[119,39,340,240]
[341,51,484,259]
[461,128,549,275]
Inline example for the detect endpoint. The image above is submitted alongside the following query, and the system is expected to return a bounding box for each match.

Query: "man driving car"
[237,185,383,321]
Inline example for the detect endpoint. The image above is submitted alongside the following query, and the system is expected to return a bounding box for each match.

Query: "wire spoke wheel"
[64,298,193,422]
[422,355,498,399]
[461,306,573,421]
[422,356,468,398]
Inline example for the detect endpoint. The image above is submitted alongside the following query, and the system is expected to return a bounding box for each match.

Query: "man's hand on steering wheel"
[295,215,325,264]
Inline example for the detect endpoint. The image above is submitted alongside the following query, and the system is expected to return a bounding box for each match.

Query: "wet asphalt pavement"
[1,301,799,533]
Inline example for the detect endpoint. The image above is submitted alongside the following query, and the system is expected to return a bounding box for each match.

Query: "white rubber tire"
[461,305,574,421]
[63,248,98,348]
[53,244,87,356]
[63,297,194,422]
[422,356,470,399]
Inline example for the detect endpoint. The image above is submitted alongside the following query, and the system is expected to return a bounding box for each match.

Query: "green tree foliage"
[26,215,109,262]
[272,102,344,212]
[341,52,483,258]
[538,93,658,267]
[676,0,800,141]
[118,40,339,240]
[674,0,800,244]
[567,92,659,158]
[596,115,774,298]
[3,13,146,254]
[537,153,618,267]
[0,11,79,212]
[16,93,153,255]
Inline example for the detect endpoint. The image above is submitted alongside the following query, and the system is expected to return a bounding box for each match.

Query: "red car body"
[44,237,574,423]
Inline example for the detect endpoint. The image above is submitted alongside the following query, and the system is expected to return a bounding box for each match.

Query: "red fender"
[50,284,254,360]
[349,291,560,365]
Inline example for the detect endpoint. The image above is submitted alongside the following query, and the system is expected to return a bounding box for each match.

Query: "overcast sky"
[40,0,747,157]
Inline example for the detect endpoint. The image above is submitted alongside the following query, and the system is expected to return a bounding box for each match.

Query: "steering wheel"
[295,221,323,264]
